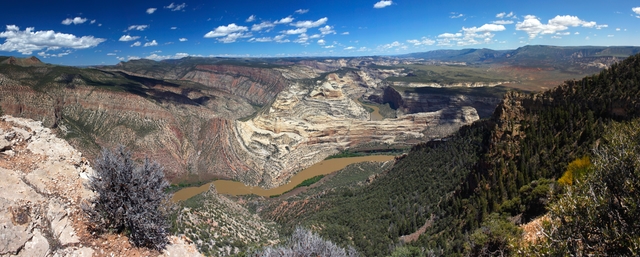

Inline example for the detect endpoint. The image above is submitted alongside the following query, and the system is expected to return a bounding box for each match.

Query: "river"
[171,155,395,201]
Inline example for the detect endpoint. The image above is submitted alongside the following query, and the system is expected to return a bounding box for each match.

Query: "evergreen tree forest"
[277,53,640,256]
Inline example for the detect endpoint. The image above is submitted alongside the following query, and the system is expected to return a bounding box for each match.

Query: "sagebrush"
[83,146,170,250]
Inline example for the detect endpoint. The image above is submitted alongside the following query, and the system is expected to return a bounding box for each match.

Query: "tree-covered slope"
[275,53,640,256]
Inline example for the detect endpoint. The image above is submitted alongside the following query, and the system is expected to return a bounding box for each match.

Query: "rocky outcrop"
[0,116,202,257]
[381,86,502,118]
[232,72,480,188]
[180,65,289,105]
[391,81,507,88]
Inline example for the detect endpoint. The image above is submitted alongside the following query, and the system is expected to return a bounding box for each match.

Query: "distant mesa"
[0,56,44,66]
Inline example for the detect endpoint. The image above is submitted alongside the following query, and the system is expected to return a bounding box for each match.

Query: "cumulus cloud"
[436,23,505,46]
[292,17,328,28]
[317,39,325,45]
[249,37,272,42]
[496,12,515,19]
[164,2,186,11]
[126,25,148,31]
[319,25,335,35]
[61,17,88,25]
[293,33,310,44]
[633,7,640,18]
[147,8,157,14]
[283,28,307,35]
[38,50,71,58]
[144,40,158,47]
[0,25,105,55]
[492,20,514,25]
[407,37,435,46]
[144,52,190,61]
[179,38,188,42]
[218,33,251,43]
[275,16,294,24]
[374,0,392,8]
[381,41,404,49]
[204,23,248,37]
[516,15,605,39]
[130,41,141,47]
[119,35,140,41]
[252,21,275,31]
[246,15,256,22]
[295,9,309,14]
[274,34,289,43]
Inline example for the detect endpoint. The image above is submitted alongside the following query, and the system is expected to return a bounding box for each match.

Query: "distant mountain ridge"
[400,45,640,64]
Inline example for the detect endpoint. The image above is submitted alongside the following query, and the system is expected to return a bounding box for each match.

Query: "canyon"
[0,57,498,188]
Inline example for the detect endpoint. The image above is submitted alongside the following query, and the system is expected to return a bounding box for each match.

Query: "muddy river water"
[171,155,395,201]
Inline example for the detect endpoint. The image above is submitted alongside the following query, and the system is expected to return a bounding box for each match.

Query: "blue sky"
[1,0,639,65]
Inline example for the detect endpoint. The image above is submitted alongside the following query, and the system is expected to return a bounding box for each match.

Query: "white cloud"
[608,35,614,37]
[323,45,334,48]
[309,34,321,39]
[496,12,515,19]
[463,24,506,33]
[295,9,309,14]
[407,37,435,46]
[283,28,307,35]
[292,17,328,28]
[119,35,140,41]
[374,0,392,8]
[341,32,349,35]
[450,13,464,19]
[319,25,335,35]
[107,53,116,56]
[90,20,96,24]
[275,16,294,24]
[358,47,369,52]
[344,46,355,50]
[556,32,570,35]
[217,33,251,43]
[492,20,514,25]
[179,38,188,42]
[164,3,186,11]
[249,37,272,42]
[246,15,256,22]
[204,23,248,37]
[144,40,158,47]
[616,28,621,31]
[274,34,289,43]
[171,27,178,30]
[575,32,580,35]
[61,17,88,25]
[438,32,462,38]
[117,57,125,61]
[633,7,640,17]
[130,41,141,47]
[127,25,148,31]
[516,15,605,39]
[252,21,275,31]
[145,52,190,60]
[147,8,157,14]
[38,50,71,58]
[0,25,105,55]
[436,23,505,46]
[381,41,403,49]
[317,39,325,45]
[293,33,309,44]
